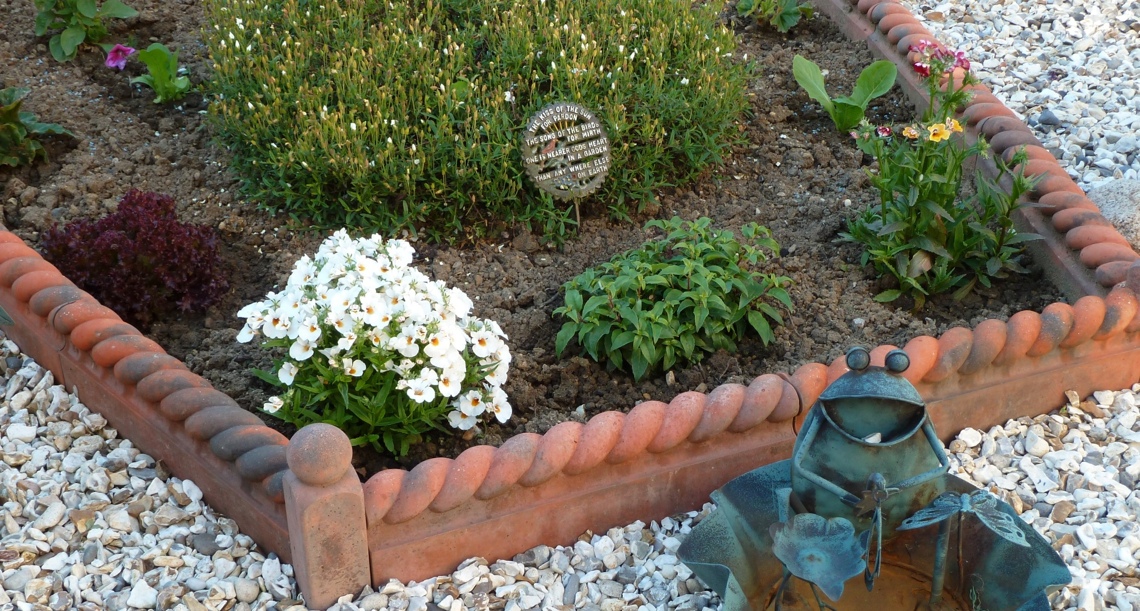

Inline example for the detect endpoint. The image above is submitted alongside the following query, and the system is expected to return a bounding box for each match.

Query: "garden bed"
[0,1,1065,475]
[4,0,1140,608]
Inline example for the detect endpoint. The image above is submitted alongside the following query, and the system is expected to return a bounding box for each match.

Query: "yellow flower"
[902,126,920,139]
[927,124,950,142]
[945,118,963,133]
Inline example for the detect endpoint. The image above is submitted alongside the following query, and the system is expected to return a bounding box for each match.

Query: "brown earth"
[0,0,1065,476]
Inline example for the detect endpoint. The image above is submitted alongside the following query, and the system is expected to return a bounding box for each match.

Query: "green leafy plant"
[33,0,138,62]
[203,0,748,241]
[840,41,1040,309]
[792,55,897,132]
[737,0,813,33]
[130,43,191,103]
[0,87,73,167]
[236,231,512,456]
[554,217,792,381]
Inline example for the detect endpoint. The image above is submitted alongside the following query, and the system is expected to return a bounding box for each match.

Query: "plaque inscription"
[521,102,611,200]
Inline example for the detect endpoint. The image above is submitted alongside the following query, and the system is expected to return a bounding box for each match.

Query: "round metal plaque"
[521,102,611,200]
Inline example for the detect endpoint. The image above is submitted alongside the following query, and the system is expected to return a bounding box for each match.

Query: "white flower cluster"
[236,230,511,430]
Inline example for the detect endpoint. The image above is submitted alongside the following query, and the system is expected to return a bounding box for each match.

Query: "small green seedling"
[737,0,813,33]
[792,55,897,132]
[0,87,74,167]
[131,43,191,103]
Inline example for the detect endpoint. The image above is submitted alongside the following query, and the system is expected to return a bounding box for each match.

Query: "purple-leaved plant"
[40,190,229,328]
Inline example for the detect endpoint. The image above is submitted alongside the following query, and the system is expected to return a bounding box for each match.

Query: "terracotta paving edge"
[813,0,1140,299]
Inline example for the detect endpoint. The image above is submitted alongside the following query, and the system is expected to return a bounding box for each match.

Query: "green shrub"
[554,217,792,381]
[203,0,748,241]
[737,0,813,33]
[34,0,137,62]
[0,87,73,167]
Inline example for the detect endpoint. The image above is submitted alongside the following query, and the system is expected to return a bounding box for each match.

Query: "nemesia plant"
[237,230,513,455]
[841,41,1038,308]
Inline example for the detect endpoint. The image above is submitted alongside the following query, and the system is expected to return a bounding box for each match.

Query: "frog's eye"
[845,346,870,371]
[885,349,910,373]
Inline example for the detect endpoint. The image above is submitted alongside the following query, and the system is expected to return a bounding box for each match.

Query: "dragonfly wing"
[898,494,961,530]
[972,504,1031,547]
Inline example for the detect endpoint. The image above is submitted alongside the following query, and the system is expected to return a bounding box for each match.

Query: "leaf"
[792,55,833,116]
[97,0,138,19]
[76,0,97,18]
[250,368,284,387]
[59,26,86,59]
[747,310,774,344]
[910,236,952,260]
[34,12,52,36]
[1003,232,1042,245]
[772,0,805,32]
[631,354,650,382]
[874,289,903,303]
[907,250,933,278]
[876,220,909,236]
[830,101,865,132]
[850,60,897,106]
[581,294,609,319]
[48,34,66,62]
[555,322,576,355]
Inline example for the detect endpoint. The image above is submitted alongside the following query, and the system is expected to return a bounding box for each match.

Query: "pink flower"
[913,62,931,78]
[908,40,935,54]
[952,50,971,71]
[876,126,892,137]
[105,44,136,70]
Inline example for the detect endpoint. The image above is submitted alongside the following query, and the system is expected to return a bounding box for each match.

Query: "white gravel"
[3,319,1139,611]
[899,0,1140,191]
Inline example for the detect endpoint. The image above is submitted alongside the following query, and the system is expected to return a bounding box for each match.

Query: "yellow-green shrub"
[203,0,747,240]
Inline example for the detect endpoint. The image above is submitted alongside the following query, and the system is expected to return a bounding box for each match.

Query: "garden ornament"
[679,347,1070,610]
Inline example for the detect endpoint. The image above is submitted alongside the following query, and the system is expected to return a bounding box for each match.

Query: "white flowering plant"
[236,230,513,455]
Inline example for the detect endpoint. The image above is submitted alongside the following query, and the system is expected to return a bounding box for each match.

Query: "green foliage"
[33,0,137,62]
[840,46,1039,309]
[0,88,73,167]
[737,0,813,33]
[792,55,897,132]
[130,43,191,103]
[554,217,792,381]
[202,0,748,241]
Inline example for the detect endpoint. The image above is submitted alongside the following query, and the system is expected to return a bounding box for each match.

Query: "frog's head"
[816,347,927,446]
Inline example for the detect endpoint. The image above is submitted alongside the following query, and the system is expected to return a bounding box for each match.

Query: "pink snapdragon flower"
[105,44,136,70]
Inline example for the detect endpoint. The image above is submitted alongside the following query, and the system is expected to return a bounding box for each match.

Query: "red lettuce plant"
[40,190,229,328]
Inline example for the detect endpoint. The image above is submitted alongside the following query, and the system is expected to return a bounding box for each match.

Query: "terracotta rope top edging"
[358,290,1140,528]
[0,230,291,506]
[853,0,1140,291]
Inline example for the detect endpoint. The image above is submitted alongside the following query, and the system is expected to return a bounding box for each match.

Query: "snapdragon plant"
[841,41,1039,308]
[237,230,513,455]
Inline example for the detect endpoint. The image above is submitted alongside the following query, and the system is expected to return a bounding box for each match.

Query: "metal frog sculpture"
[679,347,1070,611]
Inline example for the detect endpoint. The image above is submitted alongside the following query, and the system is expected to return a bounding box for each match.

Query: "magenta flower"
[876,126,892,138]
[105,44,137,70]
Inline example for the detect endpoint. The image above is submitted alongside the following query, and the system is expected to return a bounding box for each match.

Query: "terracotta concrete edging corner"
[0,231,292,560]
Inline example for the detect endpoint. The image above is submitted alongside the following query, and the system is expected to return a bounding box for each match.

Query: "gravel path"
[898,0,1140,191]
[2,325,1138,611]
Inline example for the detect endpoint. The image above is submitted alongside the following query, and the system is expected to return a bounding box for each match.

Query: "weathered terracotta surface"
[0,232,291,560]
[285,425,370,610]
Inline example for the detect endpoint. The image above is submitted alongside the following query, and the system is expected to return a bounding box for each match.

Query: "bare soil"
[0,0,1065,476]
